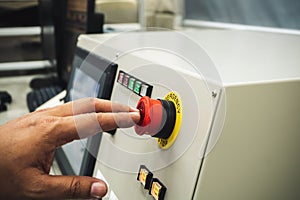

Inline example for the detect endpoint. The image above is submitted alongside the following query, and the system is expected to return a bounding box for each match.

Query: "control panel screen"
[69,68,100,100]
[55,47,117,176]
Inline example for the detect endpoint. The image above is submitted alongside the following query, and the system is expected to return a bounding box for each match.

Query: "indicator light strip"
[117,70,153,97]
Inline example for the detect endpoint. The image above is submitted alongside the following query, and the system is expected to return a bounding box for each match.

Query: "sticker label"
[149,178,166,200]
[165,92,182,114]
[137,165,153,189]
[139,168,148,186]
[151,182,161,200]
[157,91,183,149]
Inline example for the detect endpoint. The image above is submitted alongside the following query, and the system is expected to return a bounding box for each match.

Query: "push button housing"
[137,165,153,190]
[149,178,167,200]
[134,96,176,139]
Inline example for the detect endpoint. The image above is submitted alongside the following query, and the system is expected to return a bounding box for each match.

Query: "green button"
[134,81,142,94]
[128,78,135,90]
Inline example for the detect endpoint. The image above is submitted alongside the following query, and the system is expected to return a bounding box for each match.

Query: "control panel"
[75,30,300,200]
[92,55,215,200]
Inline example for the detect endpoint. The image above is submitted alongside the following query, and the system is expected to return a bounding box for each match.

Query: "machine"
[52,29,300,200]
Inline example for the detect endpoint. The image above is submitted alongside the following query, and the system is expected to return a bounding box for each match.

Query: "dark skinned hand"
[0,98,140,199]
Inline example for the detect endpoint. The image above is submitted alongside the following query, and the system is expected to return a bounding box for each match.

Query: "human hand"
[0,98,140,199]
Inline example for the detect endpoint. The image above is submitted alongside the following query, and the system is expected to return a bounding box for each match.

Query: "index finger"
[53,111,140,147]
[44,98,138,117]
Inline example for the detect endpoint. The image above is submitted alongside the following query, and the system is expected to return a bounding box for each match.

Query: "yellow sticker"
[139,169,148,186]
[157,91,182,149]
[151,182,162,200]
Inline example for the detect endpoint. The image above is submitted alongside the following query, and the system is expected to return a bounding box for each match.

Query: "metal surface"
[0,60,52,71]
[0,27,41,37]
[72,29,300,199]
[194,81,300,200]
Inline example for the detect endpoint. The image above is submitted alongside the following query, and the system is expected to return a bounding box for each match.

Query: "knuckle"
[22,177,47,199]
[85,97,96,105]
[16,114,61,137]
[18,116,38,128]
[97,114,106,128]
[69,177,81,198]
[29,116,61,138]
[97,113,116,131]
[91,97,100,108]
[39,116,58,125]
[38,116,59,130]
[34,107,51,113]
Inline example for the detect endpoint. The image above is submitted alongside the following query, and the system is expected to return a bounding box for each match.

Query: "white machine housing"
[76,29,300,200]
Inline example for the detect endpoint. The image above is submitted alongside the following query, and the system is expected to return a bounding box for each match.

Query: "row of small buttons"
[137,165,167,200]
[117,70,153,97]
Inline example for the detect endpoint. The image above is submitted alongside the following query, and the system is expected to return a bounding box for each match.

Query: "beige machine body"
[76,29,300,200]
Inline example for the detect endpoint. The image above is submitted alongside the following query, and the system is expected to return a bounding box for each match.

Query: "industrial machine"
[52,29,300,200]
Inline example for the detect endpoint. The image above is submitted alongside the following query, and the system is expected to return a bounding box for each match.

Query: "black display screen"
[55,47,117,176]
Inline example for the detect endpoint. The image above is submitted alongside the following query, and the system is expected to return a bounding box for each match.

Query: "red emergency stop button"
[135,96,163,136]
[134,96,176,139]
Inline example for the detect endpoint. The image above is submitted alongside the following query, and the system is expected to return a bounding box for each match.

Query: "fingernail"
[131,110,140,114]
[91,182,107,198]
[130,111,141,117]
[130,111,141,123]
[130,107,140,112]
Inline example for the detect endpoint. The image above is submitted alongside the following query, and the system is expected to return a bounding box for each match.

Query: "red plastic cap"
[134,96,163,136]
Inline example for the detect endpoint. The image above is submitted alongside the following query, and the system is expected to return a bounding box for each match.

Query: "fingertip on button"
[134,96,176,140]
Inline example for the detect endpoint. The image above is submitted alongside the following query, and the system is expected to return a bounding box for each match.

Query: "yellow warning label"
[157,91,182,149]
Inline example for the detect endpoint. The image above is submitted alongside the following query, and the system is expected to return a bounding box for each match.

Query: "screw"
[212,90,218,98]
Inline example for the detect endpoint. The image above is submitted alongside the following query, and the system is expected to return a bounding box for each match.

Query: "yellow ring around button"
[157,91,182,149]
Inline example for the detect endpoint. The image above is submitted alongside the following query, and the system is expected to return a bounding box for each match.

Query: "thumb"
[43,175,107,199]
